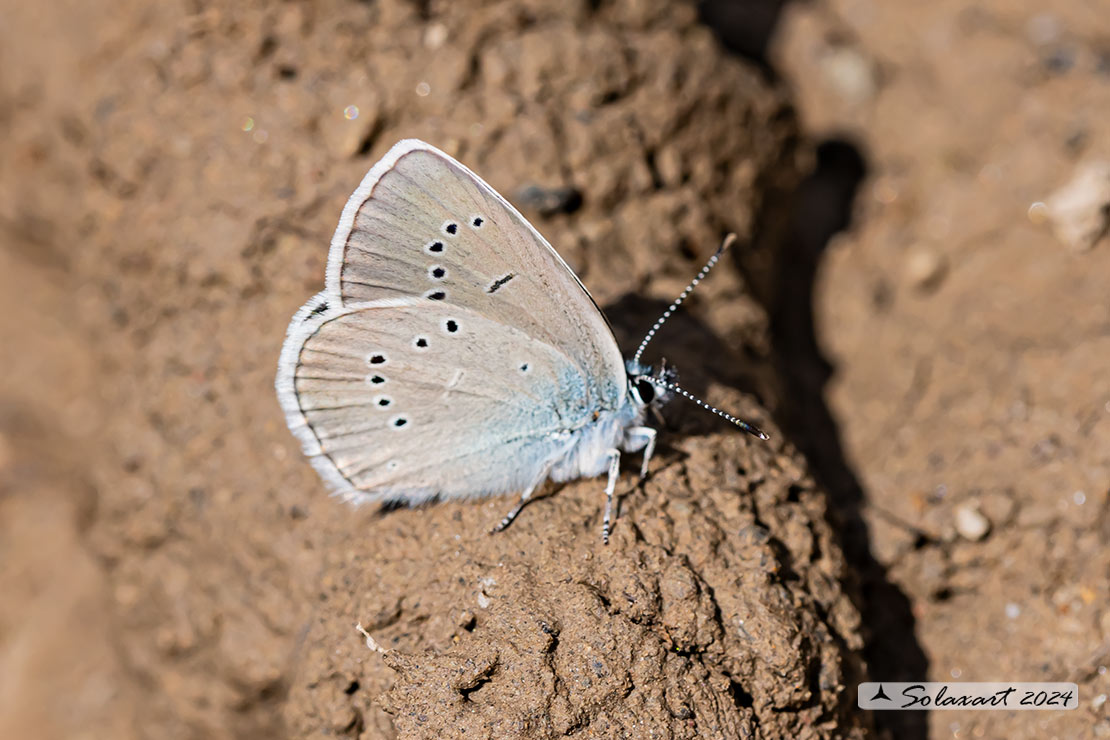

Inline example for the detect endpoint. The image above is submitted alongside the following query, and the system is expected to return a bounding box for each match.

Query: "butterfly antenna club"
[632,233,737,366]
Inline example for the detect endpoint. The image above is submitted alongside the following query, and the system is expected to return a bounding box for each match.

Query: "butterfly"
[276,139,767,542]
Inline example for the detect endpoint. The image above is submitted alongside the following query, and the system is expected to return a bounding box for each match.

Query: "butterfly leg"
[622,426,657,479]
[491,462,554,534]
[602,448,621,544]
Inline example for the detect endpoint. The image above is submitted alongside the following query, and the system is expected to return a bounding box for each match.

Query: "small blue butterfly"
[276,140,767,542]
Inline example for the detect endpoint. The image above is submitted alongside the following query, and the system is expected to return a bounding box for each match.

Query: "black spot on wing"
[487,273,515,293]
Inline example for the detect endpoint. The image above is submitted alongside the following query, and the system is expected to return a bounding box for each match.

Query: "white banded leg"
[491,462,553,534]
[623,426,657,479]
[602,448,621,544]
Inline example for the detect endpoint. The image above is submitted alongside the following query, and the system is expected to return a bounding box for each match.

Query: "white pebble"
[954,503,990,541]
[1044,159,1110,251]
[424,23,448,49]
[821,46,878,105]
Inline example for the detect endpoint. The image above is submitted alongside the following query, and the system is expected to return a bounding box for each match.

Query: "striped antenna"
[651,378,769,440]
[632,233,737,366]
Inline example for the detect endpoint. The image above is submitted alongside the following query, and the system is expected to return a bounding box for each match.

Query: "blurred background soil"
[2,1,1108,738]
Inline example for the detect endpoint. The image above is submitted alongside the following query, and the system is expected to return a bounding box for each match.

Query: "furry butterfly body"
[276,139,765,539]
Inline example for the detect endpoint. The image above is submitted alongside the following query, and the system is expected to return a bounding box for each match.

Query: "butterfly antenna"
[632,233,737,366]
[652,378,770,440]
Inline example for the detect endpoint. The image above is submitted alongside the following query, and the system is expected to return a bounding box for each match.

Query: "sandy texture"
[771,1,1110,738]
[293,427,866,738]
[1,0,870,738]
[7,0,1107,738]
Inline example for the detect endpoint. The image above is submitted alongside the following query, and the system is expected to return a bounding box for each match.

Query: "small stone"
[513,184,583,216]
[1044,159,1110,251]
[904,247,947,291]
[321,95,381,159]
[424,23,448,50]
[820,45,878,105]
[954,503,990,541]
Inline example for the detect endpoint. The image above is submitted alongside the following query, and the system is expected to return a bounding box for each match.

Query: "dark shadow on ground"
[764,138,930,740]
[700,6,931,736]
[698,0,792,73]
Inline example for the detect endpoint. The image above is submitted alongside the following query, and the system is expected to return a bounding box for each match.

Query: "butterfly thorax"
[548,398,644,482]
[548,359,674,483]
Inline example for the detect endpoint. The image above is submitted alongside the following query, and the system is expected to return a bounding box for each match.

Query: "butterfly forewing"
[327,142,625,408]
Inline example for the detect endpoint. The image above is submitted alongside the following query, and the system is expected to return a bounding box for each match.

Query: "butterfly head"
[626,358,678,410]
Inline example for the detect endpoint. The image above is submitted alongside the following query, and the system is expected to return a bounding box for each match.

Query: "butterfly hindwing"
[277,298,591,502]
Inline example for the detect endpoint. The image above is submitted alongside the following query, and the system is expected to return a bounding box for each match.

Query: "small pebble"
[424,23,448,49]
[904,247,948,291]
[954,503,990,541]
[323,99,380,159]
[1044,159,1110,251]
[514,184,583,215]
[821,45,878,105]
[1027,201,1049,224]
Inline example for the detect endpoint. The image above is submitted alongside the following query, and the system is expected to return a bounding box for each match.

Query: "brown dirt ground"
[1,1,1107,739]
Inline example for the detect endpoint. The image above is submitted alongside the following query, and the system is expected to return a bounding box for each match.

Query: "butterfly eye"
[389,415,409,429]
[634,378,656,404]
[425,240,445,254]
[374,395,393,408]
[413,336,429,350]
[442,318,459,334]
[471,215,484,228]
[366,353,388,366]
[428,265,447,280]
[424,290,447,301]
[366,374,386,385]
[443,221,458,235]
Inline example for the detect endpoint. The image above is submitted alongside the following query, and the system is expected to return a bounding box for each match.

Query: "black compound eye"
[635,378,655,404]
